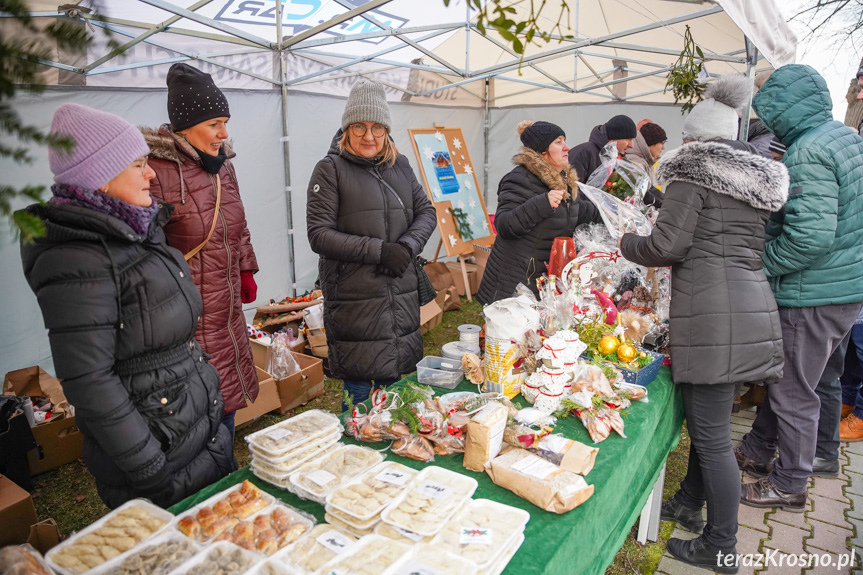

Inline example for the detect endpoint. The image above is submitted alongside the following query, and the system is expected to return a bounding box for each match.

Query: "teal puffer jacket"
[753,64,863,307]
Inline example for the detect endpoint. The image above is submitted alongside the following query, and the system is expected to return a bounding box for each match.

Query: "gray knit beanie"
[341,79,392,131]
[682,75,750,141]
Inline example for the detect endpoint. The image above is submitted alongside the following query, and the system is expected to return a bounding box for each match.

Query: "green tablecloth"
[170,366,683,575]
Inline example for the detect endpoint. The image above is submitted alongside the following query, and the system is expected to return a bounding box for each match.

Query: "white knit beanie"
[682,75,750,141]
[341,79,392,131]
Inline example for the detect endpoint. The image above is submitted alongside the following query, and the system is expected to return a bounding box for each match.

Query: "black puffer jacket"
[476,148,601,304]
[19,202,236,509]
[620,140,788,385]
[306,133,437,381]
[568,124,608,181]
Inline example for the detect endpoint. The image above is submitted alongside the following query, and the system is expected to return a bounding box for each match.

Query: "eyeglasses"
[350,123,387,138]
[135,157,149,175]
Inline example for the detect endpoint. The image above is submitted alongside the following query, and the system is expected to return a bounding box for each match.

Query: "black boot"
[667,536,739,574]
[660,494,704,532]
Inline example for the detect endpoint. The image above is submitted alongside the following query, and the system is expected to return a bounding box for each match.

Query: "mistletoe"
[664,25,707,114]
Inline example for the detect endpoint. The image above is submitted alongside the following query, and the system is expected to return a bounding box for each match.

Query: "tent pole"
[739,36,758,142]
[483,78,490,206]
[275,0,297,297]
[573,0,580,90]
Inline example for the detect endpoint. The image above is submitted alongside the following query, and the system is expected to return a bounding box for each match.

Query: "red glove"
[240,271,257,303]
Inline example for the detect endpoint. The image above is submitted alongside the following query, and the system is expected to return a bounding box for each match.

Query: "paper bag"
[3,367,72,421]
[463,403,508,472]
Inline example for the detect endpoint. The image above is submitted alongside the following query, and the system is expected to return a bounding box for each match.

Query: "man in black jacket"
[567,115,637,181]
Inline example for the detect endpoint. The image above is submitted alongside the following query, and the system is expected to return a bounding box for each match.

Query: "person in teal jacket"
[736,64,863,512]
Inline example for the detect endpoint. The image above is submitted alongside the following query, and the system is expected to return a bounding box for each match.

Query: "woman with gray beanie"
[18,104,236,509]
[143,63,259,438]
[618,75,787,572]
[476,120,601,304]
[306,79,436,408]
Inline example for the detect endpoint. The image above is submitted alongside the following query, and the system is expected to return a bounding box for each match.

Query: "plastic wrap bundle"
[578,183,653,240]
[268,332,300,379]
[586,141,651,202]
[483,295,540,398]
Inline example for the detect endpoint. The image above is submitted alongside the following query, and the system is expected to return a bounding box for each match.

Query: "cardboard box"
[274,353,325,414]
[27,518,62,555]
[3,367,84,476]
[470,242,493,287]
[0,474,38,547]
[249,337,306,372]
[420,290,446,335]
[304,327,328,359]
[234,367,281,427]
[445,261,479,296]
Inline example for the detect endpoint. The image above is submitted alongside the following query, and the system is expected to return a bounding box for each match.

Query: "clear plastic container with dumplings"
[249,431,340,472]
[91,531,199,575]
[379,466,478,537]
[245,410,342,459]
[479,532,524,575]
[381,543,478,575]
[46,499,173,575]
[373,522,432,545]
[173,480,276,542]
[271,524,357,574]
[165,541,259,575]
[314,534,409,575]
[288,444,384,505]
[325,461,418,522]
[198,502,315,557]
[322,510,378,538]
[429,499,529,570]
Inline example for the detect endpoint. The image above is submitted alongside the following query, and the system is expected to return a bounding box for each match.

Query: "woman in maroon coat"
[143,63,259,436]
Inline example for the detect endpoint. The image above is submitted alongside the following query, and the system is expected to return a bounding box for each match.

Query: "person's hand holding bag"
[240,270,257,303]
[379,242,412,277]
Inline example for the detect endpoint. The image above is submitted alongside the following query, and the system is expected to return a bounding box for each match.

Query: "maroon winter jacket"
[143,125,259,414]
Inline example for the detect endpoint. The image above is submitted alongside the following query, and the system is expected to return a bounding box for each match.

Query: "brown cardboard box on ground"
[445,261,479,296]
[0,473,38,547]
[249,336,306,373]
[250,350,325,414]
[234,367,281,428]
[27,519,62,554]
[3,367,84,476]
[304,327,328,359]
[420,289,446,334]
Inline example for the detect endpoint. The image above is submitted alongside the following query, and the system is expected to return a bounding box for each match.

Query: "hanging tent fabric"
[0,0,795,374]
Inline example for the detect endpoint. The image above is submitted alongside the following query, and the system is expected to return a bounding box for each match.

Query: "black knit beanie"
[520,121,566,153]
[640,122,667,146]
[857,66,863,79]
[605,115,637,140]
[166,63,230,132]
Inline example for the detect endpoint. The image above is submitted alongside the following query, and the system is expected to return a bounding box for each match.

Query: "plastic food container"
[323,512,378,538]
[381,543,478,575]
[245,558,303,575]
[441,341,481,360]
[373,522,432,545]
[273,524,357,574]
[199,503,315,556]
[479,532,524,575]
[93,531,199,575]
[289,444,383,505]
[250,436,341,486]
[174,480,276,542]
[166,541,259,575]
[248,430,341,467]
[47,499,173,575]
[315,534,409,575]
[325,461,418,522]
[416,356,464,389]
[245,410,342,459]
[379,466,478,537]
[430,499,530,570]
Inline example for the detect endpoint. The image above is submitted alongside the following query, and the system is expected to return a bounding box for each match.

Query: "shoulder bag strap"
[184,174,222,261]
[367,167,411,225]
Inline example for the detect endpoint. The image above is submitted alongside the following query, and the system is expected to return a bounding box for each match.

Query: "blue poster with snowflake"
[432,151,460,194]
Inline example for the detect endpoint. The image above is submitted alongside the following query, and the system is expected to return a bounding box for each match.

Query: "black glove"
[380,242,412,278]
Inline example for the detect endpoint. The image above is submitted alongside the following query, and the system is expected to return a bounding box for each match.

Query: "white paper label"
[393,561,442,575]
[376,468,411,486]
[306,469,337,487]
[316,530,353,554]
[266,427,292,441]
[393,525,424,542]
[417,481,451,499]
[510,454,557,480]
[459,526,493,545]
[488,416,506,461]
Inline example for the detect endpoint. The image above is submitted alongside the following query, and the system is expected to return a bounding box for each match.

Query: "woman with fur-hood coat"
[619,76,788,573]
[476,121,601,304]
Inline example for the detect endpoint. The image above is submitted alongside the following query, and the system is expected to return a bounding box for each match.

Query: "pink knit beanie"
[48,103,150,190]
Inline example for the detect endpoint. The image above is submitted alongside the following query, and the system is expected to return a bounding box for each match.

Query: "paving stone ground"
[654,406,862,574]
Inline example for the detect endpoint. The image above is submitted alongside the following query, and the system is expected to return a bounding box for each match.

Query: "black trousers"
[676,382,738,550]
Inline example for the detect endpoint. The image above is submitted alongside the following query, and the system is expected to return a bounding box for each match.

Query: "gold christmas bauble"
[599,335,621,355]
[639,351,647,359]
[617,343,638,363]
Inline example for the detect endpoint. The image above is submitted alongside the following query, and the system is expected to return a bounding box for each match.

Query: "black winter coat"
[620,140,788,385]
[568,124,608,182]
[306,133,437,381]
[476,148,601,305]
[19,202,236,509]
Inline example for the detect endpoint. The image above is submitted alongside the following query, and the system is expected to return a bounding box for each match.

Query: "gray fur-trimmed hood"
[512,146,579,200]
[656,141,788,212]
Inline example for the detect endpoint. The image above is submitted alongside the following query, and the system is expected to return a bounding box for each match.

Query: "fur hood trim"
[512,146,579,200]
[141,124,235,162]
[656,141,788,212]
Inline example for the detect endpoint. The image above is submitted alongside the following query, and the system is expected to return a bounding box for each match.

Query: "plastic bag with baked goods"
[0,545,54,575]
[391,434,435,462]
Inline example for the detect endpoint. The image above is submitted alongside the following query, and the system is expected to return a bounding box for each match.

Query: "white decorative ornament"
[434,131,444,142]
[422,145,434,161]
[482,220,489,232]
[452,137,462,150]
[468,198,477,208]
[467,215,476,226]
[457,200,466,210]
[441,218,447,224]
[464,164,474,176]
[464,180,473,190]
[432,186,441,198]
[448,234,459,247]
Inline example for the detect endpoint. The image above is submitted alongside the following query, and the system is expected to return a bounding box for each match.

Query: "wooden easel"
[431,239,474,302]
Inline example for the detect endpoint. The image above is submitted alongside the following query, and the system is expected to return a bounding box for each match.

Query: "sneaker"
[842,403,855,419]
[811,457,839,478]
[840,413,863,442]
[734,446,774,478]
[660,495,704,532]
[740,477,806,512]
[667,536,739,574]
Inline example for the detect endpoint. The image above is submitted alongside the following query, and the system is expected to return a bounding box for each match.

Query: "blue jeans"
[342,379,398,412]
[221,411,236,443]
[840,324,863,417]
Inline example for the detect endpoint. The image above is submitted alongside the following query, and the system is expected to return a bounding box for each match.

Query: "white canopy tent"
[0,0,796,373]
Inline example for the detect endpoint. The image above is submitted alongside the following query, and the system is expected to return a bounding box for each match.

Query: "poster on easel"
[409,127,495,257]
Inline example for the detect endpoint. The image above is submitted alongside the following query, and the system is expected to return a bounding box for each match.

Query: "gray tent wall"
[0,83,685,374]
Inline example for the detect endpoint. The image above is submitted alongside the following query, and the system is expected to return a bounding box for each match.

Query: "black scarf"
[194,145,228,174]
